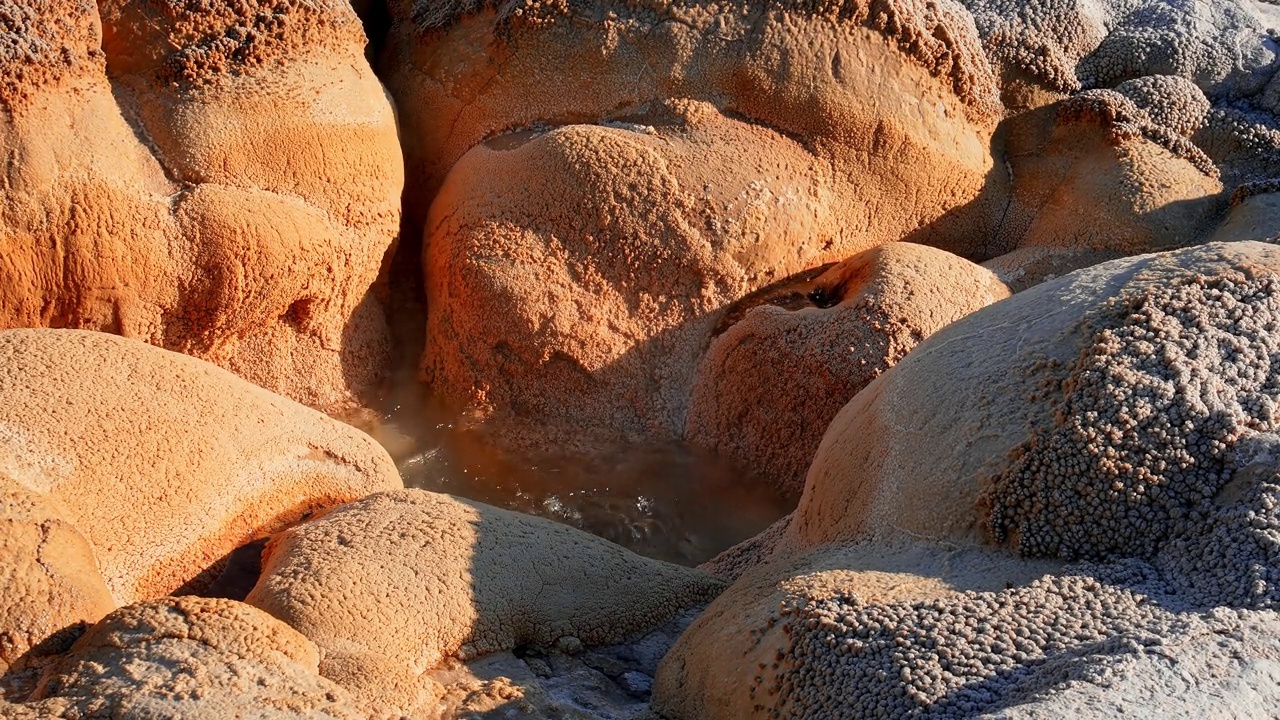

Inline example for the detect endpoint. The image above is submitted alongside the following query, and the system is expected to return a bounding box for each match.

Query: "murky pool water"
[350,388,793,567]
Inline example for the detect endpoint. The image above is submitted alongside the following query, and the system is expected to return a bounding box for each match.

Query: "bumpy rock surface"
[659,543,1280,719]
[403,0,1006,448]
[686,243,1009,497]
[397,0,1280,450]
[984,274,1280,561]
[962,0,1280,185]
[655,242,1280,718]
[791,241,1280,550]
[0,478,113,700]
[17,597,367,718]
[961,0,1278,100]
[988,91,1224,258]
[0,329,401,604]
[662,438,1280,718]
[0,0,402,412]
[246,489,725,714]
[1114,75,1212,137]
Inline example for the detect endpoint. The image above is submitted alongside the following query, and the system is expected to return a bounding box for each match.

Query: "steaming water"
[352,389,794,567]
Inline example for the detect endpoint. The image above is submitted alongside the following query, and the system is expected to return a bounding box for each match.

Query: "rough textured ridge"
[0,0,101,106]
[1114,74,1212,137]
[661,554,1280,719]
[686,243,1009,497]
[396,0,1000,120]
[961,0,1103,98]
[246,489,725,714]
[960,0,1279,102]
[1232,177,1280,205]
[1057,90,1219,177]
[99,0,366,90]
[0,329,402,604]
[1073,0,1276,100]
[653,242,1280,719]
[23,597,367,718]
[958,0,1280,192]
[1196,103,1280,185]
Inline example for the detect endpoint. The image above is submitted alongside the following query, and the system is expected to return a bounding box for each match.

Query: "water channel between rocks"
[349,384,793,567]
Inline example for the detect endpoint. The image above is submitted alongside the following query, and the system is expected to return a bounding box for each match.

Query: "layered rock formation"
[389,0,1280,463]
[400,0,1005,450]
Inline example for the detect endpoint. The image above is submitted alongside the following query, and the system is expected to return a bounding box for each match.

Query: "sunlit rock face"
[0,0,404,414]
[657,242,1280,720]
[387,0,1006,452]
[0,330,402,606]
[0,0,1278,718]
[386,0,1277,476]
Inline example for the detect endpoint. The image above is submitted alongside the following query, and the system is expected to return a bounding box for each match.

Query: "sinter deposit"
[1,0,1280,718]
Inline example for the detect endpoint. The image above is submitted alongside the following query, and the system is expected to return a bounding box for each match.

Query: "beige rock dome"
[0,329,402,605]
[988,91,1225,260]
[246,489,724,714]
[685,242,1010,497]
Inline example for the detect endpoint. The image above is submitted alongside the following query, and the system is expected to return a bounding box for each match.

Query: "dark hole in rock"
[201,537,268,601]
